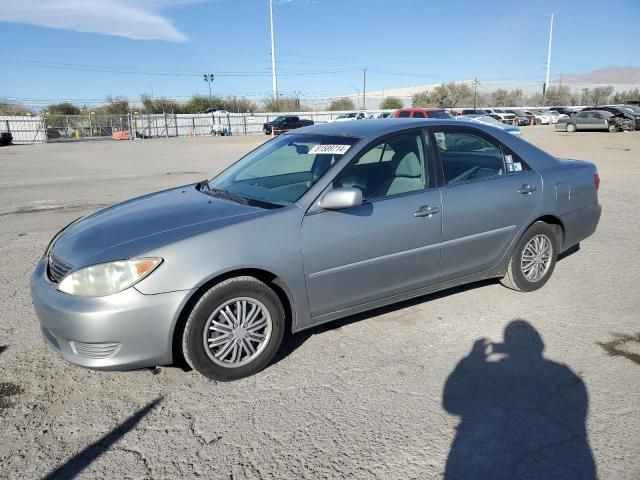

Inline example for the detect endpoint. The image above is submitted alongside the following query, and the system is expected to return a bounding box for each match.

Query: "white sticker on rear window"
[505,154,513,164]
[308,144,351,155]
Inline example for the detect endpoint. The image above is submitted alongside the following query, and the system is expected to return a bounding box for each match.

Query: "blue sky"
[0,0,638,107]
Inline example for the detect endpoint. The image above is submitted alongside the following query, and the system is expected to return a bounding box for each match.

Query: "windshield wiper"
[196,179,210,191]
[208,187,250,205]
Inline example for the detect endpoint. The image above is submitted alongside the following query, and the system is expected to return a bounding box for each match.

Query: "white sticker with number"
[308,144,351,155]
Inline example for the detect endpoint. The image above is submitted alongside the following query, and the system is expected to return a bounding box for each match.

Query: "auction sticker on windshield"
[308,144,351,155]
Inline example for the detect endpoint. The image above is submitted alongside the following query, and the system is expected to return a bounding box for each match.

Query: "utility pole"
[473,78,480,109]
[204,73,214,108]
[269,0,278,100]
[363,67,367,110]
[544,13,554,96]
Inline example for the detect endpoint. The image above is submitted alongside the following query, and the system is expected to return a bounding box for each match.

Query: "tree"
[141,95,183,114]
[97,96,130,114]
[44,102,81,115]
[380,96,403,109]
[327,97,355,111]
[543,86,573,106]
[263,96,309,112]
[412,83,474,108]
[0,101,32,115]
[581,86,614,106]
[223,96,257,113]
[412,90,435,108]
[612,88,640,104]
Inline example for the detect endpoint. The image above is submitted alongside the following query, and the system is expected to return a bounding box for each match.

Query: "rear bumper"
[30,258,192,370]
[562,204,602,251]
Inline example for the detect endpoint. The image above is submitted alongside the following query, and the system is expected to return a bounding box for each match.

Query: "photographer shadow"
[442,320,596,480]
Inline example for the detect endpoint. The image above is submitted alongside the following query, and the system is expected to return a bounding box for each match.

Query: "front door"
[301,130,442,318]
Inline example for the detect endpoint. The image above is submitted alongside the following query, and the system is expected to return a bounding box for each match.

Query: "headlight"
[58,258,162,297]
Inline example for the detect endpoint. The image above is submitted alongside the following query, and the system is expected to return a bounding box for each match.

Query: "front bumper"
[30,258,192,370]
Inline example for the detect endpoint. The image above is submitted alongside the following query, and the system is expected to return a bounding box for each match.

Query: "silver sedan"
[32,119,602,380]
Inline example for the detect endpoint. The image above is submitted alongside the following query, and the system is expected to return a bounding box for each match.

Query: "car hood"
[50,184,265,268]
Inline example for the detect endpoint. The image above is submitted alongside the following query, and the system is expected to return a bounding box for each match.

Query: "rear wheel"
[182,276,285,381]
[501,222,558,292]
[566,123,577,133]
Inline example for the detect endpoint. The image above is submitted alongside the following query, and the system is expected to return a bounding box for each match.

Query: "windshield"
[207,134,359,207]
[429,110,455,119]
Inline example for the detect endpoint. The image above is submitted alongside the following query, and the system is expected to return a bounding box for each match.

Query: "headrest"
[394,152,422,178]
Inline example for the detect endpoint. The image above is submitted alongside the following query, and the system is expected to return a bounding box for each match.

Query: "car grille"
[70,341,121,359]
[47,255,73,283]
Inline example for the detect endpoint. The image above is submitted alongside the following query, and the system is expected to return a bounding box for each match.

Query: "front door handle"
[414,205,440,217]
[517,184,536,194]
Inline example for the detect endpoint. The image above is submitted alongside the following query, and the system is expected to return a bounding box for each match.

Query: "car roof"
[291,118,474,138]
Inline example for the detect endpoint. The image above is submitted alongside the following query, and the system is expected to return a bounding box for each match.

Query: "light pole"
[204,73,214,108]
[473,78,480,109]
[544,13,554,96]
[269,0,278,100]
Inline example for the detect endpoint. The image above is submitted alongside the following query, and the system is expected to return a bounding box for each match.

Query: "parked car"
[460,109,502,122]
[482,108,516,124]
[377,112,392,118]
[32,119,601,380]
[457,114,522,136]
[555,110,616,132]
[331,112,373,122]
[582,106,640,130]
[263,115,313,135]
[506,110,534,126]
[524,110,551,125]
[391,108,455,119]
[549,107,579,117]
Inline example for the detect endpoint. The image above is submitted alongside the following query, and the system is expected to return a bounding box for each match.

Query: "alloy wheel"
[202,297,273,368]
[520,234,552,282]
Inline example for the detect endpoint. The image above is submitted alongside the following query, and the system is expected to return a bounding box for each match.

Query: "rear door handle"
[517,184,536,194]
[414,205,440,217]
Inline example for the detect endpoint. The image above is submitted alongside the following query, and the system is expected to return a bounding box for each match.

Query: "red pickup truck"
[390,108,455,119]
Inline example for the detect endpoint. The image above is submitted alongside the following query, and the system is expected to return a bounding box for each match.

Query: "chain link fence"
[0,110,391,145]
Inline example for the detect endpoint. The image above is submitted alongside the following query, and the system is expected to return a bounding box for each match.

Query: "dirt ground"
[0,126,639,479]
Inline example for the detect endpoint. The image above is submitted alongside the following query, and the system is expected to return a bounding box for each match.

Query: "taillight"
[594,173,600,191]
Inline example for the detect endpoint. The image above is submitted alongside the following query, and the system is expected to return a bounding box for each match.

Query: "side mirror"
[318,187,363,210]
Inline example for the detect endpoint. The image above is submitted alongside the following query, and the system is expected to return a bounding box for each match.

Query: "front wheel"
[501,222,558,292]
[608,124,618,133]
[566,123,577,133]
[182,276,285,381]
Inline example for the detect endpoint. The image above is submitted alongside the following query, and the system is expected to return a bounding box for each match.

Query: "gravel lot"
[1,127,639,479]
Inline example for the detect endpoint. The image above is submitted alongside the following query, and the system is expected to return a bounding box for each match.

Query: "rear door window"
[412,111,426,118]
[432,129,506,184]
[398,111,411,118]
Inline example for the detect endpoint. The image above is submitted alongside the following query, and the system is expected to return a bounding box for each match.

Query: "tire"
[182,276,285,381]
[501,222,558,292]
[608,124,618,133]
[535,118,542,125]
[566,123,577,133]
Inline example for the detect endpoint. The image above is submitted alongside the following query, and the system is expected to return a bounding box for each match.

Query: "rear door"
[430,126,542,280]
[301,129,442,318]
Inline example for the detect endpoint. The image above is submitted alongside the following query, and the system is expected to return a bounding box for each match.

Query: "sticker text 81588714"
[308,144,351,155]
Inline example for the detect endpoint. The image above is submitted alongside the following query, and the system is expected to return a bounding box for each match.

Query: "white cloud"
[0,0,191,42]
